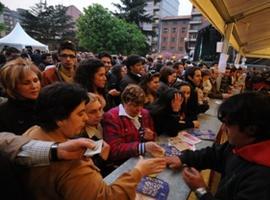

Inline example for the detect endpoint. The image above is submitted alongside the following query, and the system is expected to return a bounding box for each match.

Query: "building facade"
[186,6,209,57]
[66,5,81,31]
[158,15,190,59]
[0,7,20,37]
[142,0,179,52]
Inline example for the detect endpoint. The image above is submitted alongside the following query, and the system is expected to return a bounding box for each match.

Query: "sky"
[0,0,193,15]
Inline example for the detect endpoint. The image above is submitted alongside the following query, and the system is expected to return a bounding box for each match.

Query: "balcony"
[188,29,198,33]
[189,38,197,42]
[153,3,160,11]
[189,20,202,24]
[191,10,201,15]
[186,38,197,42]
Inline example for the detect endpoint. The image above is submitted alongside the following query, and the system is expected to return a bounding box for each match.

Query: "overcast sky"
[1,0,193,15]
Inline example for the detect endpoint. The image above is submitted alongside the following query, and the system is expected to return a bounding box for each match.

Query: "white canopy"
[0,22,48,51]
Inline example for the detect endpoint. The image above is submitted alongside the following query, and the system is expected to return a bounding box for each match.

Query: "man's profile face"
[101,56,112,72]
[190,69,202,86]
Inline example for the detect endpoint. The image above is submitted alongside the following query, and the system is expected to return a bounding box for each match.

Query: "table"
[104,100,222,200]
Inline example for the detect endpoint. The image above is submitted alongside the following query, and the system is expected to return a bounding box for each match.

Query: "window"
[171,37,176,42]
[192,16,201,21]
[190,24,200,30]
[163,28,168,33]
[179,47,183,51]
[163,37,167,42]
[170,46,175,50]
[172,27,177,33]
[162,46,166,50]
[182,27,186,33]
[180,37,184,42]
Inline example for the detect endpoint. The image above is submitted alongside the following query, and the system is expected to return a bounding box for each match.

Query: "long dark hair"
[139,70,160,96]
[74,59,105,95]
[149,87,183,116]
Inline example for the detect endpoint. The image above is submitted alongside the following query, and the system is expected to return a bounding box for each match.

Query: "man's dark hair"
[41,53,51,61]
[58,40,76,54]
[36,82,89,132]
[218,92,270,140]
[184,66,200,81]
[5,47,20,57]
[98,52,112,60]
[123,55,144,70]
[173,62,184,70]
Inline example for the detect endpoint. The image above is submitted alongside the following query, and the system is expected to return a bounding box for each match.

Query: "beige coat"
[0,132,30,160]
[22,126,142,200]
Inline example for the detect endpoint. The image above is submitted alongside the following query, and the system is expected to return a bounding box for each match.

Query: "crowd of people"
[0,41,269,200]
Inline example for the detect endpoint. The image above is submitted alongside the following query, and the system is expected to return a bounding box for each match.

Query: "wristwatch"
[50,143,59,161]
[194,187,208,198]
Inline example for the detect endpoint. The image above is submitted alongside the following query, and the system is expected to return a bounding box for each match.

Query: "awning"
[190,0,270,58]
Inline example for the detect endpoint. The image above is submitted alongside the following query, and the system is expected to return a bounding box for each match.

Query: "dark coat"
[180,141,270,200]
[150,109,194,137]
[119,72,141,91]
[0,98,36,135]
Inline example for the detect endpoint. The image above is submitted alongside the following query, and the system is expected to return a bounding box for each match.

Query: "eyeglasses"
[59,54,76,59]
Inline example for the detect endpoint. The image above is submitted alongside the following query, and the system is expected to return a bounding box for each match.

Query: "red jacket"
[41,65,63,86]
[102,106,156,164]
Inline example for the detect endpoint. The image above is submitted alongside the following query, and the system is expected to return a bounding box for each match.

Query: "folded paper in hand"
[84,139,103,157]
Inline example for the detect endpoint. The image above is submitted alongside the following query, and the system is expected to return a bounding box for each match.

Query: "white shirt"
[118,104,142,130]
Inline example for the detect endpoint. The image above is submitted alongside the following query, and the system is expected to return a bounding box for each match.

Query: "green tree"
[20,1,74,48]
[113,0,152,27]
[77,4,147,55]
[0,2,5,32]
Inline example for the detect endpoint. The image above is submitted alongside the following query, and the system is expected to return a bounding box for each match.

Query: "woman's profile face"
[168,72,177,85]
[16,70,41,100]
[124,102,143,118]
[147,76,160,92]
[94,67,107,88]
[120,66,127,78]
[180,85,191,102]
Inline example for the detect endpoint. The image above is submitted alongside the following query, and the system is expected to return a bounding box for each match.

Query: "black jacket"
[180,141,270,200]
[119,72,141,91]
[150,110,194,137]
[0,98,36,135]
[185,80,209,121]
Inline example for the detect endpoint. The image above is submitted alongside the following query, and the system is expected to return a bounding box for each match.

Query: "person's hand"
[135,156,166,176]
[57,138,96,161]
[171,92,182,112]
[182,167,207,190]
[197,88,204,103]
[222,93,232,99]
[108,89,120,96]
[145,142,164,157]
[143,128,155,141]
[192,120,200,128]
[99,141,110,160]
[165,156,182,170]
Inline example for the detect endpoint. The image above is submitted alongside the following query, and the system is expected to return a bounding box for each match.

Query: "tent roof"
[190,0,270,58]
[0,22,48,50]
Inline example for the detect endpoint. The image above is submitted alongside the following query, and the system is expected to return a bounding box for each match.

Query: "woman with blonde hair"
[0,57,41,134]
